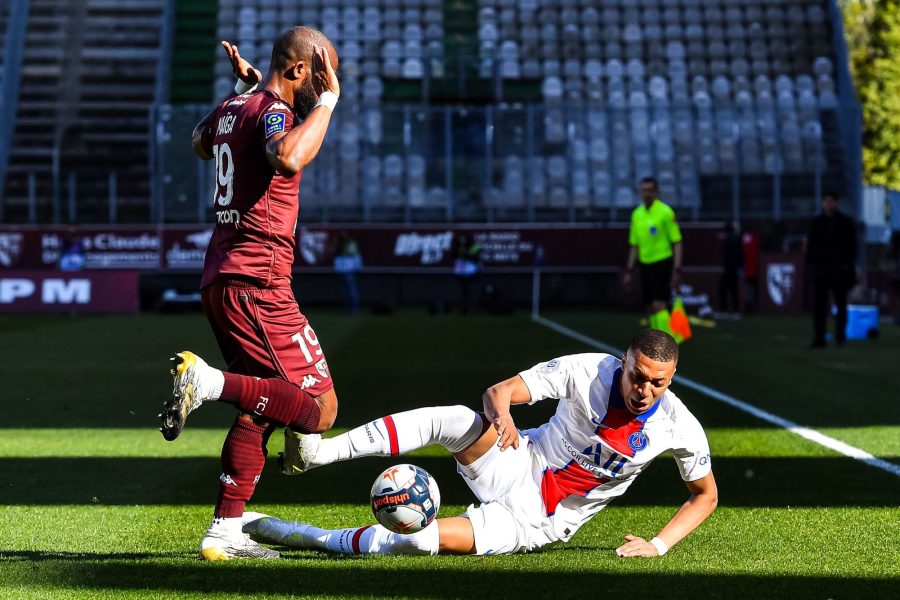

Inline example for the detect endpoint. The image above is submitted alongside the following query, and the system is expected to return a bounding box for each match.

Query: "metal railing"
[0,0,31,220]
[152,100,844,225]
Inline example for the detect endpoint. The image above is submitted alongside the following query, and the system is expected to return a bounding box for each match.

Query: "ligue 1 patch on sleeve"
[264,112,286,138]
[539,360,559,374]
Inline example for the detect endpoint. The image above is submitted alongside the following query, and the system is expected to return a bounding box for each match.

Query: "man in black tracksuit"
[806,191,858,348]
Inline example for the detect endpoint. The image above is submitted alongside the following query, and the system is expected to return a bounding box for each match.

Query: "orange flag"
[669,296,692,343]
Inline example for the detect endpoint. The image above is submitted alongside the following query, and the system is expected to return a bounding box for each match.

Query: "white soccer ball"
[370,463,440,534]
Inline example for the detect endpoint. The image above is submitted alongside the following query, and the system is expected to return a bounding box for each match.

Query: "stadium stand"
[0,0,860,224]
[475,0,844,217]
[1,0,166,222]
[199,0,854,222]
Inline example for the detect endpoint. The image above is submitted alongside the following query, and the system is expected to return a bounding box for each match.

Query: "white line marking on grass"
[533,315,900,478]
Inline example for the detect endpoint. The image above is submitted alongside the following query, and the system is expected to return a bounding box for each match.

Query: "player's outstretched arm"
[616,471,718,558]
[482,375,532,451]
[265,45,340,176]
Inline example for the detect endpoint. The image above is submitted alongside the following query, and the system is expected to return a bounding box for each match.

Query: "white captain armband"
[314,91,338,111]
[649,536,669,556]
[234,79,258,95]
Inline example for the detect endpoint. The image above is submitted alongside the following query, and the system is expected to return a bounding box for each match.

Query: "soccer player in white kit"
[244,329,718,557]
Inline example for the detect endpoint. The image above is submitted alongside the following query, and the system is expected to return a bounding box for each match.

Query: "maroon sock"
[220,373,322,432]
[215,417,275,518]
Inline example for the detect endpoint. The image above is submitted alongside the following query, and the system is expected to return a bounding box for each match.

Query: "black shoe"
[810,340,826,349]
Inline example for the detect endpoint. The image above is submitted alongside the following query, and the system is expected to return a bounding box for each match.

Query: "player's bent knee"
[452,413,495,466]
[313,391,338,432]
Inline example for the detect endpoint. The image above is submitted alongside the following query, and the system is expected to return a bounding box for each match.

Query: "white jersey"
[517,353,711,543]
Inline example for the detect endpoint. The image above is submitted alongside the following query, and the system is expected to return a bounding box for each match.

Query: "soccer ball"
[370,464,440,534]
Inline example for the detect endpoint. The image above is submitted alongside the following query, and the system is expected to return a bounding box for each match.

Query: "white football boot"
[278,429,322,475]
[159,351,216,441]
[200,516,281,560]
[243,513,314,549]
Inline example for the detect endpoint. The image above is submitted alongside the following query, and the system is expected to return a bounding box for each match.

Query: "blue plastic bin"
[846,305,879,340]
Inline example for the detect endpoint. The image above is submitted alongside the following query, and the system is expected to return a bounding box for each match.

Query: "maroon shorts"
[201,280,334,398]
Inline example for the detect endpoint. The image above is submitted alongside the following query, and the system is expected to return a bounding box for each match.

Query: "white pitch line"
[532,315,900,478]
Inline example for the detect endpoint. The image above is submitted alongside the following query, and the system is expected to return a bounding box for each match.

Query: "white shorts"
[456,435,556,555]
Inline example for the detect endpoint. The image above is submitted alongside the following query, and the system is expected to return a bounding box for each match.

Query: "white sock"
[205,516,242,540]
[256,517,440,555]
[311,405,483,467]
[206,366,224,401]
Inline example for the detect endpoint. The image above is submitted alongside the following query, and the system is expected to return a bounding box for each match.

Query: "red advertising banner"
[0,270,139,313]
[0,227,161,270]
[0,224,725,270]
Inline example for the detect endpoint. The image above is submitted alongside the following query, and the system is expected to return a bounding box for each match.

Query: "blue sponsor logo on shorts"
[264,112,286,138]
[628,431,648,451]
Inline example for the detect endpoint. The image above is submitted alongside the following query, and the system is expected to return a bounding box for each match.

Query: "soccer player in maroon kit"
[158,27,341,560]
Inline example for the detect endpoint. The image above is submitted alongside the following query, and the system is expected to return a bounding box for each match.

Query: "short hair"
[270,26,333,71]
[823,190,839,202]
[639,177,658,188]
[629,329,679,364]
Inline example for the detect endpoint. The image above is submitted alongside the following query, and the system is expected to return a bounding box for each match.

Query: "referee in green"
[622,177,683,335]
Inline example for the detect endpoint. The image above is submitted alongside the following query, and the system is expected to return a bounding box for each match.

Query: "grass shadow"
[2,559,895,599]
[2,455,898,507]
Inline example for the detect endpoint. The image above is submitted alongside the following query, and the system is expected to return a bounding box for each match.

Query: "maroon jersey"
[199,90,300,289]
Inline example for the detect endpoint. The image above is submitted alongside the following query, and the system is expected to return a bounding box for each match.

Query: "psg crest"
[628,431,648,452]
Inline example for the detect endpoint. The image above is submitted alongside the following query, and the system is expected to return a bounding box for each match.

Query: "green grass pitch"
[1,309,898,599]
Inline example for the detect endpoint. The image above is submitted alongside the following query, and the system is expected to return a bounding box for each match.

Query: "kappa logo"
[264,112,286,138]
[300,374,321,390]
[315,358,330,378]
[270,102,290,111]
[219,473,238,487]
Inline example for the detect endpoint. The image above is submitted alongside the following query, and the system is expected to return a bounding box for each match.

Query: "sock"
[215,416,275,518]
[208,368,224,400]
[256,518,440,555]
[312,405,483,467]
[219,372,321,432]
[205,515,242,540]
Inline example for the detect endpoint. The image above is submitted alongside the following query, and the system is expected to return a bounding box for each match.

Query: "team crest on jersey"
[628,431,648,451]
[264,112,286,138]
[315,358,330,378]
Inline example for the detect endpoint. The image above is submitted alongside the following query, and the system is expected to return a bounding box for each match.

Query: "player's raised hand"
[312,45,340,99]
[615,534,659,558]
[221,41,261,85]
[488,411,519,451]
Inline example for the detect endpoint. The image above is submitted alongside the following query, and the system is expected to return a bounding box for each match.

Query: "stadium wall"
[0,223,821,315]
